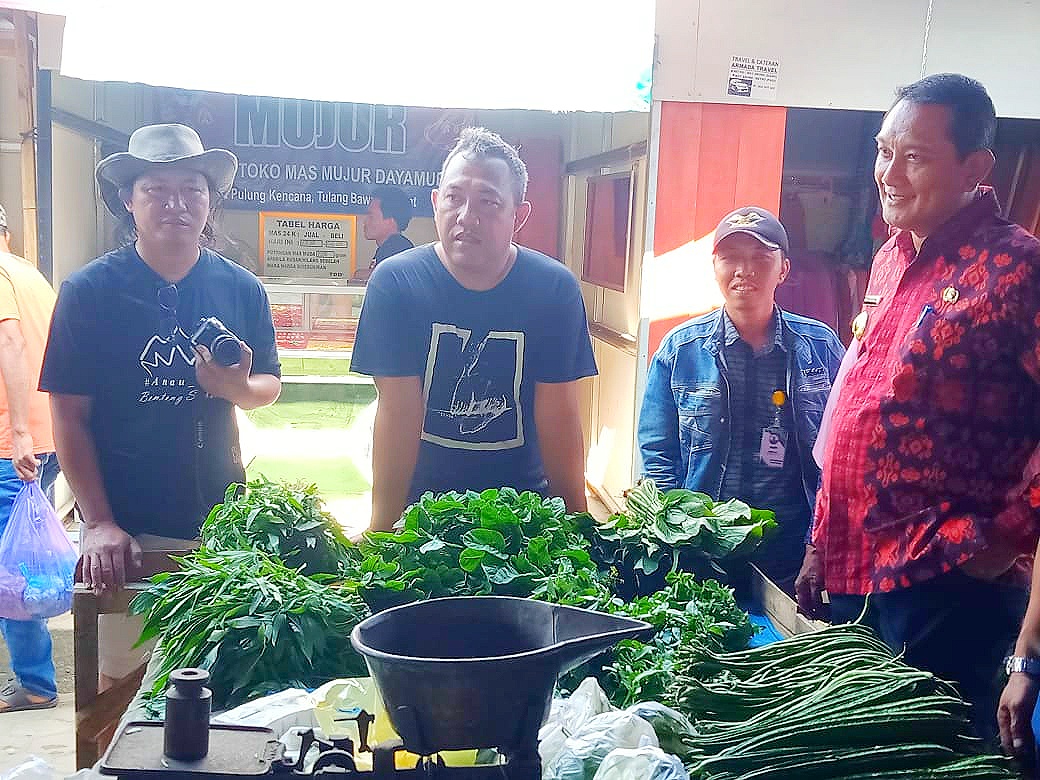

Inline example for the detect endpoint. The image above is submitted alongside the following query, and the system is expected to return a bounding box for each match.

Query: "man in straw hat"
[40,124,281,687]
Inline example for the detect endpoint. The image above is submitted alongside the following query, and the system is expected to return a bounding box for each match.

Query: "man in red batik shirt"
[796,73,1040,742]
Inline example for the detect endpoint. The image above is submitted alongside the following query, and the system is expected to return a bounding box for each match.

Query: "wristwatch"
[1005,655,1040,677]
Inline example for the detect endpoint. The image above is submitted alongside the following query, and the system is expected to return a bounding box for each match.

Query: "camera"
[189,317,242,367]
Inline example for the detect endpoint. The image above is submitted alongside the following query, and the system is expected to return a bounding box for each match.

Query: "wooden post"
[12,11,37,266]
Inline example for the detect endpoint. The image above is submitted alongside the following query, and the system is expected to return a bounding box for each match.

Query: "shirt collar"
[722,306,784,355]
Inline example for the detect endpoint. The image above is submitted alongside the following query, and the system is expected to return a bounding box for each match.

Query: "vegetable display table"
[72,560,821,770]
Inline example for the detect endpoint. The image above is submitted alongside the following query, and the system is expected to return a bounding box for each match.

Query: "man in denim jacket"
[638,207,844,592]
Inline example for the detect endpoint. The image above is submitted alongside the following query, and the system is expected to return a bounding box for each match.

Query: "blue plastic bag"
[0,481,76,620]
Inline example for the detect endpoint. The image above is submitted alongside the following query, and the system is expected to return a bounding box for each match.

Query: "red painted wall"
[647,102,788,357]
[515,136,563,259]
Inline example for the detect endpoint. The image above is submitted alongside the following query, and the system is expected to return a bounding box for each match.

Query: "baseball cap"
[713,206,789,256]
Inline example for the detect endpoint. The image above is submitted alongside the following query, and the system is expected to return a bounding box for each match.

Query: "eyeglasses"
[157,284,179,339]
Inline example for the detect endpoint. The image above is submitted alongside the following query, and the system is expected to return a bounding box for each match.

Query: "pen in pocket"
[914,305,933,329]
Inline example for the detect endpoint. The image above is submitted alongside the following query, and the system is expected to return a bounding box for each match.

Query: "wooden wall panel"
[645,101,787,358]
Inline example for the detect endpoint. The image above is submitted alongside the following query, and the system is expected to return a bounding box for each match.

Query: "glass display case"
[263,281,367,355]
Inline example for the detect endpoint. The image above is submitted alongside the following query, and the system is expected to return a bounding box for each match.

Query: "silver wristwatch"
[1005,655,1040,677]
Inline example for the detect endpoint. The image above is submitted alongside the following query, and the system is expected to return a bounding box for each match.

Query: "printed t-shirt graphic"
[138,326,199,407]
[422,324,524,450]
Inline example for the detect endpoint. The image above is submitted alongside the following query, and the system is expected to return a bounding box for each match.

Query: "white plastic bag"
[213,687,317,734]
[543,710,658,780]
[593,745,690,780]
[1,756,56,780]
[539,677,614,769]
[625,701,695,757]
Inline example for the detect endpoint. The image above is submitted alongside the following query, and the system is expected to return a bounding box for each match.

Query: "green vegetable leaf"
[459,548,486,572]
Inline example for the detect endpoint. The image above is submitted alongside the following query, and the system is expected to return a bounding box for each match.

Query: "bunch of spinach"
[200,477,352,577]
[130,548,369,712]
[591,479,777,596]
[344,488,613,612]
[562,572,755,708]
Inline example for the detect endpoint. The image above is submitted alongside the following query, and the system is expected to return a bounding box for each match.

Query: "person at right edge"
[797,73,1040,744]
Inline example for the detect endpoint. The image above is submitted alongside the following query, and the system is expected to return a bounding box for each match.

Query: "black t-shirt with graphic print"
[350,244,598,503]
[40,245,280,539]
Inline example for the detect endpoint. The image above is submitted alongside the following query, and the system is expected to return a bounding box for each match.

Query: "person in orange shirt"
[0,203,60,711]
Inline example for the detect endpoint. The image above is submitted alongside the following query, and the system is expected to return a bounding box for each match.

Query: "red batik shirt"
[813,189,1040,594]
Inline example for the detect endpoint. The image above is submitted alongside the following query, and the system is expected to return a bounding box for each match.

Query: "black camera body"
[190,317,242,367]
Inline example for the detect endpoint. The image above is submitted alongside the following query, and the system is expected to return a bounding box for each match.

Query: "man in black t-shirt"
[351,128,597,531]
[39,124,281,685]
[352,185,414,282]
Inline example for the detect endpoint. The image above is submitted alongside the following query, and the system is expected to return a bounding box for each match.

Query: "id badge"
[759,426,788,469]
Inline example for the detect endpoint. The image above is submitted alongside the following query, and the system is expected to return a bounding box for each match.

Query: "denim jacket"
[638,308,845,509]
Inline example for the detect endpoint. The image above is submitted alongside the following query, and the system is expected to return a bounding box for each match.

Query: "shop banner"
[156,89,477,217]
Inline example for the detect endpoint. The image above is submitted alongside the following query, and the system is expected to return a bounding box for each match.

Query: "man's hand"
[795,544,826,618]
[998,672,1040,758]
[78,520,143,594]
[194,341,252,405]
[10,430,36,481]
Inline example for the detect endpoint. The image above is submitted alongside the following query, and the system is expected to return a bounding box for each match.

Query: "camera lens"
[210,335,242,366]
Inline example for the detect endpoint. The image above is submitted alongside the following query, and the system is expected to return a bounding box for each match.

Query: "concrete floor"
[0,610,76,778]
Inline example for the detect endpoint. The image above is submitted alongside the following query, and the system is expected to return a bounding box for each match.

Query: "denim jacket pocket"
[677,384,720,455]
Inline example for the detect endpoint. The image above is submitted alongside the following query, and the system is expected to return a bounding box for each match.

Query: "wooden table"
[72,550,186,769]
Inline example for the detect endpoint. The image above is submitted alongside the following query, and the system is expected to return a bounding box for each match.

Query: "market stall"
[69,478,1023,779]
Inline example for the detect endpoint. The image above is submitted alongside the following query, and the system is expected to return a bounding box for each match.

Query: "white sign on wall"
[727,54,780,101]
[259,211,357,279]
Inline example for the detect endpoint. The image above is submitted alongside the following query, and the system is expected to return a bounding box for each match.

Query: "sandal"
[0,682,56,712]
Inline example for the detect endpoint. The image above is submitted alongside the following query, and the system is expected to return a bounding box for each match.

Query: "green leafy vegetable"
[561,572,755,708]
[130,548,369,712]
[343,488,614,611]
[200,477,352,577]
[592,480,777,595]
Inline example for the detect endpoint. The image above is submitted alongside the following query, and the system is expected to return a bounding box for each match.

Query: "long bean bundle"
[669,622,1021,780]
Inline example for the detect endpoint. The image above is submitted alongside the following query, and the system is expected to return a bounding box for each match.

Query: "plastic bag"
[539,677,615,769]
[0,756,57,780]
[625,701,696,757]
[593,746,690,780]
[0,481,76,620]
[543,710,658,780]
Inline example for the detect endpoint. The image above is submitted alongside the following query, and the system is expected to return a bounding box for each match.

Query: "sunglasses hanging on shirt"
[157,284,179,340]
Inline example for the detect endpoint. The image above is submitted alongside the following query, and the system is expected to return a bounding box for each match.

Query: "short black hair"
[372,185,412,232]
[440,127,528,204]
[894,73,997,158]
